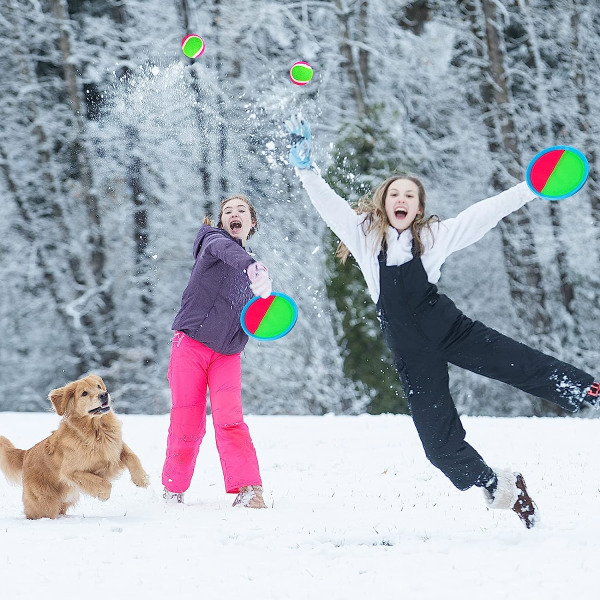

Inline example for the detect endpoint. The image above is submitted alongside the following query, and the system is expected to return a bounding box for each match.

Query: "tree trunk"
[110,2,157,370]
[571,0,600,225]
[515,0,575,317]
[4,0,109,374]
[464,0,551,335]
[178,0,210,202]
[335,0,368,117]
[51,0,118,369]
[0,141,86,371]
[213,0,229,201]
[125,126,154,320]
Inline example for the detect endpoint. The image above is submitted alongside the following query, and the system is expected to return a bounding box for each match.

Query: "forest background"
[1,0,599,418]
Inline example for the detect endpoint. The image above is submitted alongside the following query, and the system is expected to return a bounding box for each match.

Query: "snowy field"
[0,411,598,600]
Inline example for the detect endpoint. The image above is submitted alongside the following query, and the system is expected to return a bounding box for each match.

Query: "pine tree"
[323,105,410,414]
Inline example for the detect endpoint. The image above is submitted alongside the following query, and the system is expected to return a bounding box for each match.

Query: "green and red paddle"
[241,292,298,341]
[526,146,589,200]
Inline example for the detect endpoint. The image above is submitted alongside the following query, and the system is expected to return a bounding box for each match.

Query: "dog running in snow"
[0,374,149,519]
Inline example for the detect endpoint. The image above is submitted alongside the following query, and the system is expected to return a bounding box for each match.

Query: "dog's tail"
[0,436,25,485]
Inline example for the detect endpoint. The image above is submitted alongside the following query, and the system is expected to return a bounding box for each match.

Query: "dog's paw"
[132,471,150,488]
[97,483,112,501]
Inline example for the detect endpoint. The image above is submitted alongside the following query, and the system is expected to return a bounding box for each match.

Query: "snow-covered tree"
[1,0,599,418]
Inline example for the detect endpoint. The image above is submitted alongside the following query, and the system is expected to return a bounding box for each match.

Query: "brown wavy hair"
[336,175,439,263]
[203,194,259,239]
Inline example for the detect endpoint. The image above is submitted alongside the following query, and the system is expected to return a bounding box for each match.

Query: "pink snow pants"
[162,331,262,494]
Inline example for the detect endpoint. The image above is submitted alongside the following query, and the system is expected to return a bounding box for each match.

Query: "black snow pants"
[376,251,595,490]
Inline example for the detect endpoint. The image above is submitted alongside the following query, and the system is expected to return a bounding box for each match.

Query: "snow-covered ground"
[0,411,597,599]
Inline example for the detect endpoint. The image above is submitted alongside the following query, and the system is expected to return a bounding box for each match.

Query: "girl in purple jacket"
[162,195,271,508]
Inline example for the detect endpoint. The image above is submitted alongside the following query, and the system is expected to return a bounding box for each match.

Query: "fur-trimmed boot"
[483,469,537,529]
[583,382,600,408]
[232,485,267,509]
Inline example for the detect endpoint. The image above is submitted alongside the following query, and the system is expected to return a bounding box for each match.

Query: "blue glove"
[284,113,314,169]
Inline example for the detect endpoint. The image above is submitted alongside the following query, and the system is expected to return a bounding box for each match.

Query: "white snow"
[0,411,597,599]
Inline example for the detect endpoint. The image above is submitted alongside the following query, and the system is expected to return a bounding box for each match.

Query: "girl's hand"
[284,113,314,169]
[247,261,272,298]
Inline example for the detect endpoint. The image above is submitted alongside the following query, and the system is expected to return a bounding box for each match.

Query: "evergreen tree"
[323,105,411,414]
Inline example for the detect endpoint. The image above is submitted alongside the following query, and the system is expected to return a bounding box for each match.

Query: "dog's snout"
[99,392,109,402]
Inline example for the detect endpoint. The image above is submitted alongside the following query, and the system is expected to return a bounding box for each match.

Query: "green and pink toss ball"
[181,34,205,59]
[289,62,313,86]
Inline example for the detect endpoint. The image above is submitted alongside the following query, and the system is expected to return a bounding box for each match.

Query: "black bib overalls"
[376,249,594,490]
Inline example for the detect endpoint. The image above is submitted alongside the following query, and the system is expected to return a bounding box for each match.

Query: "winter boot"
[582,382,600,408]
[163,487,184,504]
[232,485,267,509]
[483,469,537,529]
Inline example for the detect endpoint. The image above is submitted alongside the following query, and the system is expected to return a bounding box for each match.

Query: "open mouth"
[88,400,111,415]
[394,208,408,220]
[229,219,242,234]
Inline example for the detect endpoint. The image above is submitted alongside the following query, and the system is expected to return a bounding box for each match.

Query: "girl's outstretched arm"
[285,114,367,260]
[295,167,365,259]
[198,227,256,271]
[435,182,536,260]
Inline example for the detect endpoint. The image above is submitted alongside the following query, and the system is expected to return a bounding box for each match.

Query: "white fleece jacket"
[296,168,537,304]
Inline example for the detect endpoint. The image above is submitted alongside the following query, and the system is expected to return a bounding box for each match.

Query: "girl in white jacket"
[285,115,600,528]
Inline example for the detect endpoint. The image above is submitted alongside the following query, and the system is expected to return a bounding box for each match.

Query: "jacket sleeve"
[296,167,365,259]
[201,230,256,272]
[434,182,536,259]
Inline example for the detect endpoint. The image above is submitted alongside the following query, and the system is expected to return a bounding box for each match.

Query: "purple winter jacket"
[172,225,256,355]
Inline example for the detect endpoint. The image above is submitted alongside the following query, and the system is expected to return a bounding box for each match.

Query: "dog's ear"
[49,383,76,416]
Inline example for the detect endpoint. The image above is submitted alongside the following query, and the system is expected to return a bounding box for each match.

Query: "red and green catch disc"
[181,34,205,59]
[289,61,313,86]
[241,292,298,341]
[526,146,589,200]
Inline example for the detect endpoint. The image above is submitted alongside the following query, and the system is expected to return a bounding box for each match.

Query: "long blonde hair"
[203,194,259,239]
[336,175,439,263]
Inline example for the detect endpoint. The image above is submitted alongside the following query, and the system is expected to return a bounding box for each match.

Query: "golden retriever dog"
[0,374,149,519]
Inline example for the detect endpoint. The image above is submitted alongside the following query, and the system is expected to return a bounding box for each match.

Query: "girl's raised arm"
[435,182,536,260]
[285,114,366,259]
[296,168,365,258]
